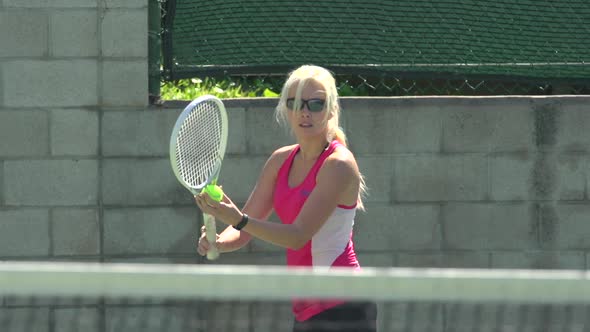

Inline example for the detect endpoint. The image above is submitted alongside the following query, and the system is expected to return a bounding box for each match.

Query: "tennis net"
[1,261,590,331]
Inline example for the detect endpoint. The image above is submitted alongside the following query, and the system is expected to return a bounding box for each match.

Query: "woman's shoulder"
[273,144,298,156]
[264,144,298,170]
[321,144,360,178]
[329,143,357,164]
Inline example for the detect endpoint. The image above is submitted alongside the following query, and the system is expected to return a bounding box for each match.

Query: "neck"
[297,139,330,162]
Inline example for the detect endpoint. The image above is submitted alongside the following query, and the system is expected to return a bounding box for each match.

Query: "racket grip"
[203,213,219,260]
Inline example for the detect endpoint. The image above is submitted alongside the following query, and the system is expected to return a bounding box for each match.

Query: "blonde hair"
[274,65,367,210]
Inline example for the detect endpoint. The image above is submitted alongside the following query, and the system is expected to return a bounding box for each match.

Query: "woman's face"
[286,80,329,140]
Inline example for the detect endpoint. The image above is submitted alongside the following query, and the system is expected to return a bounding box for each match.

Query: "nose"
[299,102,312,113]
[299,107,312,117]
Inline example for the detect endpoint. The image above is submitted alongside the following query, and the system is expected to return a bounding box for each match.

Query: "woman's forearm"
[239,217,307,250]
[217,225,252,253]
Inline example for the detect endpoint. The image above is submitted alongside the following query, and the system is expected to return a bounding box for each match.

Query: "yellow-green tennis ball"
[202,184,223,202]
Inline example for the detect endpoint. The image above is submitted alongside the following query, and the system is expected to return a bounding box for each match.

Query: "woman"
[195,65,376,332]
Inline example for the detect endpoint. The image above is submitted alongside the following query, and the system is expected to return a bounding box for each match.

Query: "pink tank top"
[273,140,360,321]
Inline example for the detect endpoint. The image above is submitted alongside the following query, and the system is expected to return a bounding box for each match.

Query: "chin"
[295,130,326,140]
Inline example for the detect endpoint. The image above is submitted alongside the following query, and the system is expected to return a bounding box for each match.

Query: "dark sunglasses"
[286,98,326,112]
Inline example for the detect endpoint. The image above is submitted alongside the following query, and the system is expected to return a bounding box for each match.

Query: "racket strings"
[175,101,224,187]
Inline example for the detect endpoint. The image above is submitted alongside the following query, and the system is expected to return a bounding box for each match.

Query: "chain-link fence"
[150,0,590,99]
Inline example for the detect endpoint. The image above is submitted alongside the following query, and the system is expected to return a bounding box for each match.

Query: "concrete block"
[443,203,536,250]
[448,303,587,331]
[248,211,283,253]
[397,252,490,268]
[0,110,49,157]
[0,162,3,205]
[4,160,98,205]
[226,107,247,155]
[555,103,590,151]
[105,256,200,264]
[252,302,293,332]
[556,153,587,200]
[3,60,98,107]
[101,9,147,57]
[203,302,251,332]
[356,156,394,203]
[489,152,533,201]
[246,106,292,155]
[531,99,561,150]
[0,64,3,107]
[51,109,99,156]
[379,302,443,332]
[105,305,206,332]
[208,251,285,266]
[102,158,184,205]
[218,156,272,203]
[103,207,198,255]
[104,0,147,8]
[355,251,395,267]
[354,205,396,251]
[102,60,148,106]
[354,204,440,251]
[54,308,100,332]
[101,109,177,157]
[4,0,96,7]
[499,152,588,202]
[0,308,50,332]
[392,154,488,202]
[51,208,99,256]
[51,11,98,57]
[249,238,283,254]
[443,303,553,332]
[0,11,47,57]
[0,209,50,256]
[442,101,533,152]
[543,203,590,249]
[528,153,564,201]
[393,204,441,250]
[345,104,441,154]
[490,250,585,269]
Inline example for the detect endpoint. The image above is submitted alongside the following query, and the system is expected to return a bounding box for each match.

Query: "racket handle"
[203,213,219,260]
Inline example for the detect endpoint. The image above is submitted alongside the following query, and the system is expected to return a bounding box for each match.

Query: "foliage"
[159,75,559,99]
[159,75,377,100]
[160,77,280,100]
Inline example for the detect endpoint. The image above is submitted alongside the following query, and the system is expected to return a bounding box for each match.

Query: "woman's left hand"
[194,191,242,227]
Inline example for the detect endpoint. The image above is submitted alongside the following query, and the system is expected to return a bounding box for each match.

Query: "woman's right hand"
[197,225,219,256]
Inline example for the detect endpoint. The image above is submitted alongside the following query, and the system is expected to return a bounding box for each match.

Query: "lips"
[299,123,312,128]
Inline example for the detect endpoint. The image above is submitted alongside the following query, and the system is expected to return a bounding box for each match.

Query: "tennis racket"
[170,95,228,260]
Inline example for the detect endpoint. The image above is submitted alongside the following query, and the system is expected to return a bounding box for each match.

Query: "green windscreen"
[162,0,590,82]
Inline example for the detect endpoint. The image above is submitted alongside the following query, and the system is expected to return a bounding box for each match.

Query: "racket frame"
[169,95,229,260]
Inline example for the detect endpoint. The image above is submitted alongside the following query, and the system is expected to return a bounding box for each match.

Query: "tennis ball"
[202,184,224,202]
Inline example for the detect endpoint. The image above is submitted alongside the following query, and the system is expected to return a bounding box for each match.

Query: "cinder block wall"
[1,0,590,272]
[0,0,150,262]
[1,2,590,331]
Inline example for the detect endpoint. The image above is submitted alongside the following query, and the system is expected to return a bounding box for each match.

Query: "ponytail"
[332,127,347,147]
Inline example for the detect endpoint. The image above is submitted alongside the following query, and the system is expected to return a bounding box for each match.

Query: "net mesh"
[162,0,590,82]
[173,99,226,188]
[2,262,590,332]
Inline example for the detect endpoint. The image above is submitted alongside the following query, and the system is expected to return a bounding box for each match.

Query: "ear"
[321,111,333,128]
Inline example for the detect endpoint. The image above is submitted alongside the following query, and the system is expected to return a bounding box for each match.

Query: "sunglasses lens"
[286,99,295,110]
[308,100,325,112]
[286,99,325,112]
